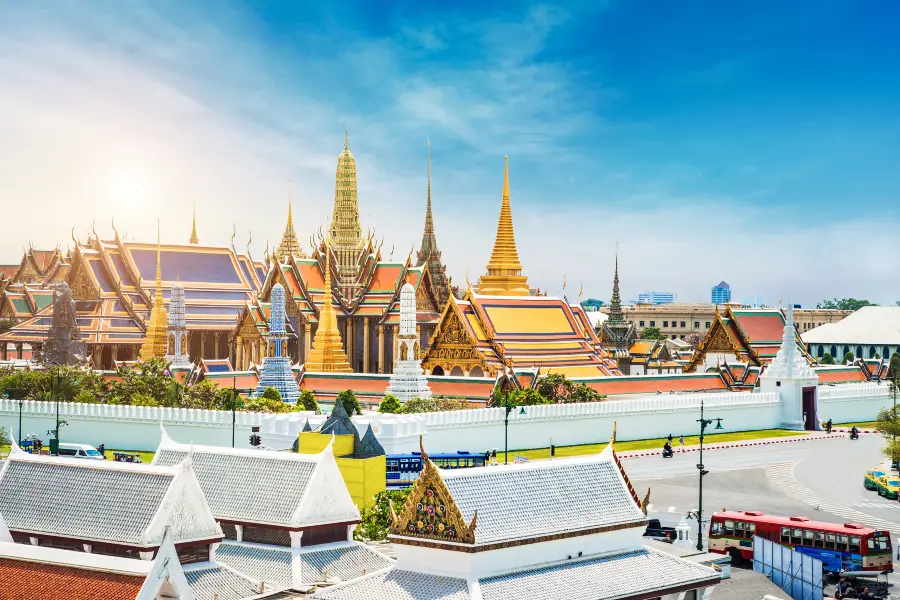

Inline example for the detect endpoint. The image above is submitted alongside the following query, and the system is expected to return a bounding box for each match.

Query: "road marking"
[765,462,900,532]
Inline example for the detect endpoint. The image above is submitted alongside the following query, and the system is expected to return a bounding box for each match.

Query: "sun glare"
[109,171,144,207]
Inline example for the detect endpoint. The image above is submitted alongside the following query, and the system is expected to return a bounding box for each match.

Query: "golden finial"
[230,224,237,254]
[155,219,162,285]
[640,487,651,515]
[344,129,349,151]
[189,201,199,244]
[563,275,567,291]
[579,282,583,299]
[611,420,617,445]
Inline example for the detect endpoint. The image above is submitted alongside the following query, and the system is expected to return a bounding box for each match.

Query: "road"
[628,434,900,536]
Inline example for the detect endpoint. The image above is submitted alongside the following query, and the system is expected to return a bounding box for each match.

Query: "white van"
[57,443,105,460]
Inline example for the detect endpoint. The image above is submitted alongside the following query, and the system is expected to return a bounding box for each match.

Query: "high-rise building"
[711,281,731,305]
[637,292,676,305]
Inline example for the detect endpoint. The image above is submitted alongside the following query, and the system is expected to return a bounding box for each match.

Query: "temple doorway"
[802,387,817,430]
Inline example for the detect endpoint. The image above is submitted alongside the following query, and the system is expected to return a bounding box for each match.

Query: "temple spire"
[276,181,305,261]
[304,248,353,372]
[608,243,624,324]
[416,139,450,307]
[139,220,169,360]
[189,201,199,244]
[476,156,529,296]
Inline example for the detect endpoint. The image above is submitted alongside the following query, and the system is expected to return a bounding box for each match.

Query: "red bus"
[709,510,893,573]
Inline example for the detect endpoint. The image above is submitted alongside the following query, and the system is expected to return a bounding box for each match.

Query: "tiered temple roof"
[416,139,450,309]
[685,305,815,372]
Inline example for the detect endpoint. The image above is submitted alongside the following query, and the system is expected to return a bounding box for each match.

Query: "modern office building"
[637,292,676,305]
[711,281,731,304]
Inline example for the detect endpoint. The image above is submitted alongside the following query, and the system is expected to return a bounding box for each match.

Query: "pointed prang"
[344,129,349,152]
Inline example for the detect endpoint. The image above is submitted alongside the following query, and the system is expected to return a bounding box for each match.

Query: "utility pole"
[695,399,723,551]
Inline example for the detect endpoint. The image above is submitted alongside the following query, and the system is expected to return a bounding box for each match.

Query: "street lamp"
[499,391,527,465]
[695,399,723,551]
[231,373,244,448]
[2,388,25,443]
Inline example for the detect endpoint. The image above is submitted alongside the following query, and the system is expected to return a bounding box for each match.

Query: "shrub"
[298,389,319,412]
[0,426,10,447]
[819,353,836,365]
[262,387,282,402]
[337,389,362,415]
[243,394,291,413]
[378,394,402,414]
[354,488,412,541]
[507,388,550,406]
[401,397,440,414]
[842,352,855,364]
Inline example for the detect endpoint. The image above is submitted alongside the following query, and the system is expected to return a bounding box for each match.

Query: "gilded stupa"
[476,156,530,296]
[138,222,169,360]
[304,249,353,372]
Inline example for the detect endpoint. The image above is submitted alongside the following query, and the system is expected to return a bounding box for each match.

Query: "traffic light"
[249,434,261,447]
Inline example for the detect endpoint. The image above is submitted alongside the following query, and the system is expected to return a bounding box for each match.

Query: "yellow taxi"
[864,468,886,491]
[876,475,900,499]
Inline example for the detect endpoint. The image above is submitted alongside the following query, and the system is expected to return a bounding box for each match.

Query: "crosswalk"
[852,500,900,512]
[765,462,900,533]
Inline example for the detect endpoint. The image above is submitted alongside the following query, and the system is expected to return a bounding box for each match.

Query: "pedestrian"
[98,443,105,458]
[667,433,673,443]
[678,435,684,446]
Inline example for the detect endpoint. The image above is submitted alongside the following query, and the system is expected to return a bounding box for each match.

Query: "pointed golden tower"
[328,132,366,296]
[476,156,530,296]
[139,221,170,360]
[189,201,199,244]
[277,182,305,261]
[304,248,353,372]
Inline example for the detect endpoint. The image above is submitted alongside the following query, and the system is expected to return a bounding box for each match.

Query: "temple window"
[244,526,291,547]
[885,346,891,357]
[663,321,668,328]
[817,346,824,358]
[694,321,699,328]
[856,346,863,358]
[450,366,464,376]
[302,525,347,547]
[705,322,710,328]
[650,321,655,327]
[93,545,140,559]
[831,346,837,357]
[680,321,686,328]
[639,321,645,327]
[870,346,876,357]
[220,523,238,540]
[432,366,444,375]
[470,366,484,377]
[176,544,211,565]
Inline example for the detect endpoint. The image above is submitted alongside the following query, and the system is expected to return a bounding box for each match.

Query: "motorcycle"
[850,431,859,440]
[662,446,674,458]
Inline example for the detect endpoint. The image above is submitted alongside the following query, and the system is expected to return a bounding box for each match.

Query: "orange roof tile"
[0,558,144,600]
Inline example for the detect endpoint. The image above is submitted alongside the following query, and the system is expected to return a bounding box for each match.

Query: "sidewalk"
[616,432,849,459]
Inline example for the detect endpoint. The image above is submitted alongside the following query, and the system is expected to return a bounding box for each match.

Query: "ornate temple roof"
[416,139,450,309]
[138,225,167,360]
[423,289,621,378]
[685,305,814,372]
[153,426,359,529]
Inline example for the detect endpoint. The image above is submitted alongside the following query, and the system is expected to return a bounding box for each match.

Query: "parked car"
[56,443,105,460]
[864,468,886,491]
[644,518,677,541]
[876,475,900,499]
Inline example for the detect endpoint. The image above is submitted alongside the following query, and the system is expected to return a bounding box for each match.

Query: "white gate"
[753,535,824,600]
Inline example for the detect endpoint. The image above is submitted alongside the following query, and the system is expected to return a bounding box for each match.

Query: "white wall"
[1,383,893,455]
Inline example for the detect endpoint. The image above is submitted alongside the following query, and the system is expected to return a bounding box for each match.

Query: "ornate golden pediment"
[427,347,482,362]
[416,277,438,313]
[704,322,735,353]
[390,439,476,545]
[440,309,473,345]
[68,260,99,301]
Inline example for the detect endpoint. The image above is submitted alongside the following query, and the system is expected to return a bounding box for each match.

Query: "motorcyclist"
[851,426,859,439]
[663,441,673,458]
[825,419,833,434]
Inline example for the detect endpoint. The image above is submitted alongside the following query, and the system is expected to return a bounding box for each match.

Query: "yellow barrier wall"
[296,432,386,509]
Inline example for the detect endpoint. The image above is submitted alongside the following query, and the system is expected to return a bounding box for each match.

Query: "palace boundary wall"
[0,384,893,453]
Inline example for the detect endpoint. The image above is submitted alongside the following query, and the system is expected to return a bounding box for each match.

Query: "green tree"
[337,389,362,415]
[876,405,900,464]
[842,351,855,364]
[639,327,666,340]
[262,387,282,402]
[297,389,319,412]
[819,353,836,365]
[508,387,550,405]
[401,397,440,414]
[536,373,605,404]
[581,299,605,310]
[436,397,470,411]
[817,298,877,311]
[186,379,221,409]
[354,488,412,541]
[243,394,291,413]
[0,319,16,335]
[0,426,10,447]
[891,353,900,379]
[378,394,402,414]
[106,357,172,405]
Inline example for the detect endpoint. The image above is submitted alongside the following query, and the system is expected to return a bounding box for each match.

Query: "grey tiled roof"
[300,543,395,583]
[154,449,316,525]
[312,569,469,600]
[216,542,293,588]
[0,459,173,545]
[441,460,645,545]
[215,542,395,589]
[479,548,720,600]
[185,565,263,600]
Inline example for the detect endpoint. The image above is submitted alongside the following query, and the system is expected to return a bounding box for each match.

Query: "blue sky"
[1,0,899,306]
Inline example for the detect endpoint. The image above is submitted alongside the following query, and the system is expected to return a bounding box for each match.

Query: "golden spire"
[139,220,169,360]
[189,201,198,244]
[304,247,353,372]
[476,156,530,296]
[276,180,305,261]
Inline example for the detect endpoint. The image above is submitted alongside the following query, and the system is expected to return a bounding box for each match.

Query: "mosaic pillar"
[377,326,385,374]
[363,317,370,373]
[235,335,243,370]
